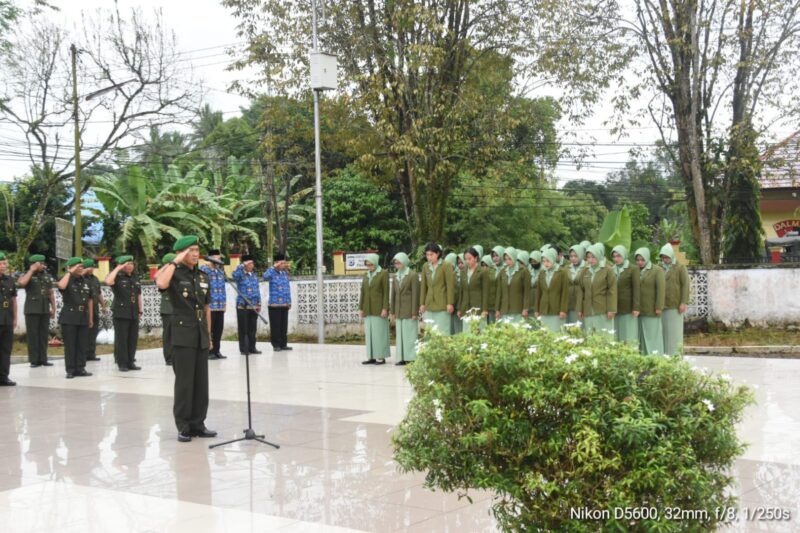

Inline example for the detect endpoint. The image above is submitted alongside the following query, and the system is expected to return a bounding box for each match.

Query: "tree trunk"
[15,176,57,269]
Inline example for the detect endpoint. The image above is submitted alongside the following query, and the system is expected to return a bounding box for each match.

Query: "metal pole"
[312,0,325,343]
[71,44,82,257]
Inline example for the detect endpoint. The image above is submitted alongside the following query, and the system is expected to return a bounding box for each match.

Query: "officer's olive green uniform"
[59,275,91,375]
[168,264,211,434]
[160,287,173,365]
[0,273,17,381]
[84,274,102,360]
[112,272,141,369]
[24,271,53,365]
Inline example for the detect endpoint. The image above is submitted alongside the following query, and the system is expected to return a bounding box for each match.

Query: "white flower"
[565,353,579,364]
[528,345,538,355]
[428,380,435,386]
[719,374,731,382]
[566,338,584,345]
[432,399,441,407]
[592,358,598,368]
[435,407,443,422]
[480,343,488,351]
[555,336,569,343]
[701,399,715,412]
[580,349,592,356]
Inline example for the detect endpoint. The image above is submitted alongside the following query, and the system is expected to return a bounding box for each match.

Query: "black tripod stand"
[209,267,279,451]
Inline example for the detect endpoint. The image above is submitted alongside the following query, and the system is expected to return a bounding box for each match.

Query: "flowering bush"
[392,323,753,532]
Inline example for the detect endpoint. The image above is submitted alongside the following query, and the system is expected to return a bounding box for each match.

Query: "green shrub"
[392,322,753,532]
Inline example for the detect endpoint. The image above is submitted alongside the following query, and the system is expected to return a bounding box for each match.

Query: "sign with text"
[773,219,800,237]
[55,217,73,260]
[345,253,371,271]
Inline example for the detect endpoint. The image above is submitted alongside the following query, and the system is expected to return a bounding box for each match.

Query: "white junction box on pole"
[310,52,338,91]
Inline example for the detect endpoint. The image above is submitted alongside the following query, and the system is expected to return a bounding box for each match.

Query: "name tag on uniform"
[200,282,208,288]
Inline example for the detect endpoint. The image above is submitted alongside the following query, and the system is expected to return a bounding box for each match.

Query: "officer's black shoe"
[42,362,54,366]
[127,365,142,371]
[65,373,74,379]
[362,359,376,365]
[281,346,293,351]
[240,352,249,356]
[86,357,100,361]
[216,353,227,359]
[273,347,282,352]
[192,428,218,438]
[395,361,407,366]
[118,365,129,372]
[30,363,41,368]
[251,349,263,354]
[177,432,192,443]
[208,354,219,360]
[0,379,16,386]
[375,359,386,365]
[74,370,92,377]
[165,360,172,366]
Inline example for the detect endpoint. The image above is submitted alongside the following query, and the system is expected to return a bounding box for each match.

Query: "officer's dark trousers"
[236,308,257,353]
[173,346,209,433]
[161,314,172,364]
[25,313,49,364]
[62,324,88,374]
[0,324,12,380]
[268,306,288,348]
[210,311,224,355]
[113,318,139,367]
[85,307,99,359]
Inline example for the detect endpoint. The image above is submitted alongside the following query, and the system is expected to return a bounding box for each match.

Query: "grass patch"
[685,327,800,346]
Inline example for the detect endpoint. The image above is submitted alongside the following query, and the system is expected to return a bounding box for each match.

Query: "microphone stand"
[209,265,279,451]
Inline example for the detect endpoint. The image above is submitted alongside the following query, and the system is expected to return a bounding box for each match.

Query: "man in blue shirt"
[232,254,261,356]
[263,253,292,352]
[200,249,227,360]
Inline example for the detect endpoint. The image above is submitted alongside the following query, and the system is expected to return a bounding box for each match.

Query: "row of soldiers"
[358,241,690,365]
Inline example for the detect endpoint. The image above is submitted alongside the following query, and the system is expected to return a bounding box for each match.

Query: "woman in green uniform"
[660,244,690,355]
[635,248,665,355]
[536,248,569,333]
[360,254,390,365]
[444,253,463,334]
[491,246,505,268]
[472,245,485,260]
[420,243,456,335]
[390,252,419,366]
[612,245,640,345]
[495,248,530,324]
[529,250,542,316]
[577,243,617,336]
[566,244,586,325]
[459,248,488,330]
[481,255,500,325]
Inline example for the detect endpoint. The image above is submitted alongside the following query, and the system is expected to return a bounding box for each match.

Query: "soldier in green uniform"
[106,255,142,372]
[155,235,216,442]
[495,248,531,324]
[157,253,176,366]
[360,253,390,365]
[612,245,641,345]
[536,248,570,333]
[459,247,489,329]
[18,254,55,367]
[660,244,690,356]
[82,259,105,362]
[57,257,93,379]
[419,243,457,335]
[577,243,617,337]
[0,252,18,386]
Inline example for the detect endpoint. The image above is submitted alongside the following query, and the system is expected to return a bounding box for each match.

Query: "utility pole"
[312,0,325,344]
[70,44,82,257]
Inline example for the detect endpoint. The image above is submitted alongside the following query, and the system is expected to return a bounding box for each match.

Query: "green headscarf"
[365,253,381,283]
[579,240,592,251]
[444,253,458,268]
[503,248,519,284]
[482,255,500,279]
[568,244,586,281]
[393,252,411,282]
[659,243,676,272]
[542,248,559,286]
[586,243,606,280]
[635,247,653,278]
[612,245,629,278]
[529,250,542,282]
[516,250,530,270]
[540,243,552,253]
[472,245,484,259]
[457,253,466,269]
[491,246,505,259]
[530,250,542,266]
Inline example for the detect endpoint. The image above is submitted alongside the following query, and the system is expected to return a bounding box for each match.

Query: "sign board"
[345,253,371,272]
[773,219,800,237]
[55,218,73,260]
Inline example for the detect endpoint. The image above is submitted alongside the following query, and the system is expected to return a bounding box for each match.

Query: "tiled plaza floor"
[0,342,798,532]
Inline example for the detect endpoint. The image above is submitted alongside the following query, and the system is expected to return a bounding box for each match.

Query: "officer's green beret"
[173,235,198,252]
[161,253,176,265]
[115,255,133,264]
[29,254,45,262]
[66,257,83,268]
[0,252,6,260]
[82,259,95,268]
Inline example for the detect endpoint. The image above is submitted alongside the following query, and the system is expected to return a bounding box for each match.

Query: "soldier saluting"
[57,257,93,379]
[17,254,55,367]
[106,255,142,372]
[156,236,216,443]
[0,252,17,386]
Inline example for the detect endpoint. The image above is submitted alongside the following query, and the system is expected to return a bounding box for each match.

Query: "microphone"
[204,256,225,266]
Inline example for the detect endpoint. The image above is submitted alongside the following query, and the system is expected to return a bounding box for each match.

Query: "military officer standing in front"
[0,252,18,386]
[17,254,55,367]
[58,257,93,379]
[106,255,142,372]
[82,259,105,362]
[156,235,217,442]
[157,253,176,366]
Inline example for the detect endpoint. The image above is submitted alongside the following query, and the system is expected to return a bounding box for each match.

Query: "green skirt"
[539,315,564,333]
[395,318,418,361]
[451,314,463,335]
[639,315,664,355]
[662,309,684,355]
[615,314,639,344]
[567,310,581,327]
[424,311,452,336]
[364,316,390,360]
[584,314,614,337]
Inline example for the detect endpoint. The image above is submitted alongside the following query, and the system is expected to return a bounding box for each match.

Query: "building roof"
[761,130,800,189]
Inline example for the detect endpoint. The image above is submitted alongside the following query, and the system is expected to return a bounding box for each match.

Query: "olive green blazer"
[390,271,420,320]
[359,269,390,316]
[639,266,665,316]
[576,266,618,316]
[496,269,531,315]
[567,266,585,311]
[536,269,570,315]
[485,268,500,311]
[420,261,456,311]
[616,265,641,315]
[664,263,690,310]
[460,268,489,314]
